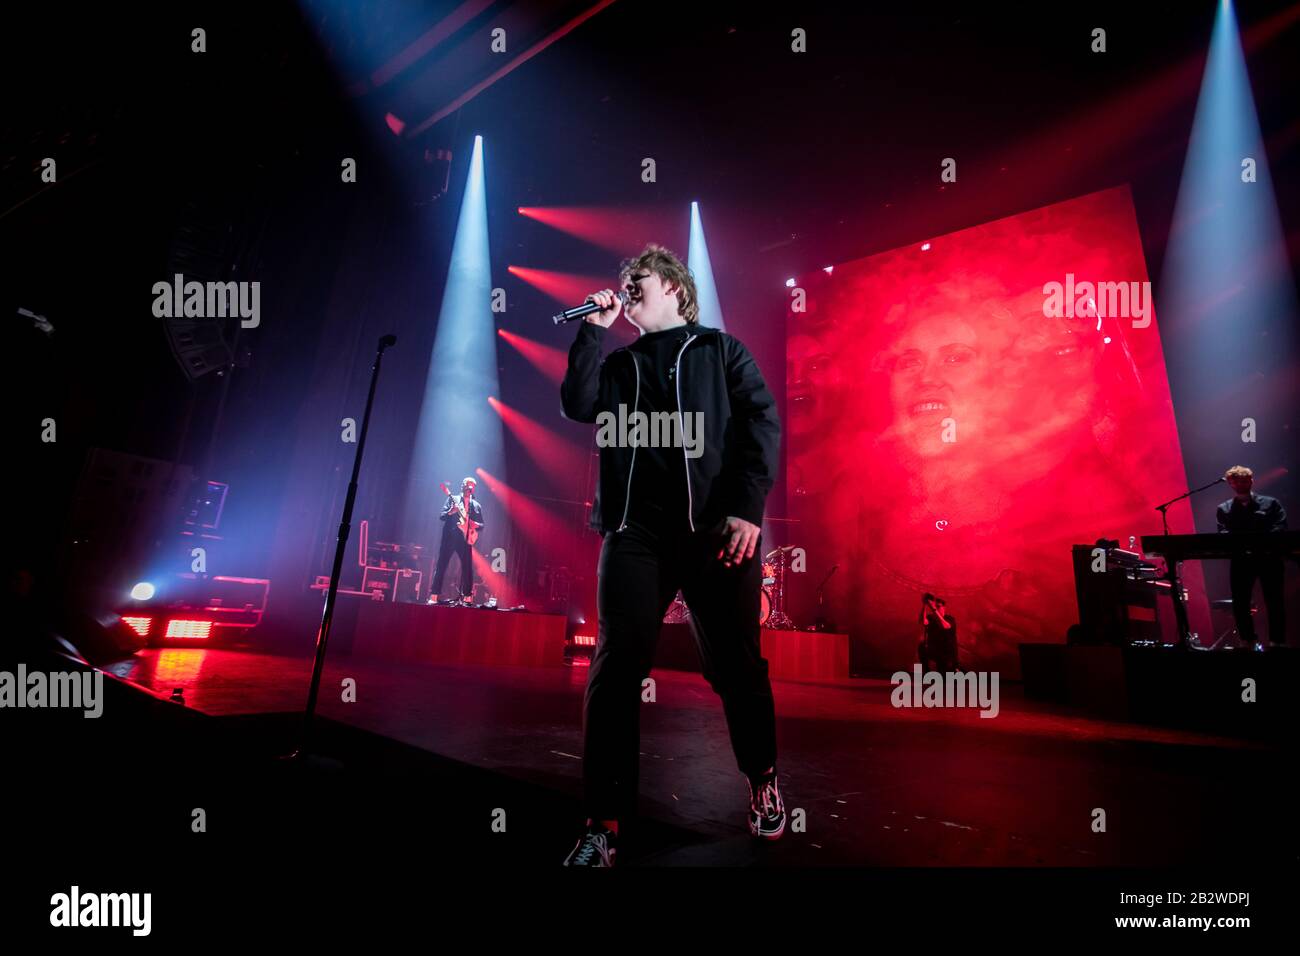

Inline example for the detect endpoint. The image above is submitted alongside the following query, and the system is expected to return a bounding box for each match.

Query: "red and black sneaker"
[563,825,617,867]
[747,770,786,840]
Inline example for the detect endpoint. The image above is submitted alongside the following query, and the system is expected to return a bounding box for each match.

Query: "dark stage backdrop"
[786,186,1207,676]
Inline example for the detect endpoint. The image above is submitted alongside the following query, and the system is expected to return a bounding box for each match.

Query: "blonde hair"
[619,243,700,324]
[1224,465,1253,479]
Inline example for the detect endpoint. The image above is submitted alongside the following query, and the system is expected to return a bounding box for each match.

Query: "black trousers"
[582,520,778,823]
[919,631,958,672]
[431,528,473,599]
[1230,557,1286,644]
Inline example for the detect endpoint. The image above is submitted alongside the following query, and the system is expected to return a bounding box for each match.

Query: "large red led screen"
[786,186,1206,675]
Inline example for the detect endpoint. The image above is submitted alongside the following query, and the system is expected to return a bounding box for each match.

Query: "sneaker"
[747,771,786,840]
[563,825,616,867]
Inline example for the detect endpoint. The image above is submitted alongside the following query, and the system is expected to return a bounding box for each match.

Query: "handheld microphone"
[553,290,628,325]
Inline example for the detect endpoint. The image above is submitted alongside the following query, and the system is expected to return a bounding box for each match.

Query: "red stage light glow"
[515,205,675,254]
[469,547,518,605]
[474,469,578,552]
[149,648,209,684]
[506,265,610,307]
[165,619,213,639]
[121,616,153,638]
[488,397,586,479]
[497,328,568,383]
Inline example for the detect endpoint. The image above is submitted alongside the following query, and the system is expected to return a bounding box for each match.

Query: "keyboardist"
[1216,465,1288,648]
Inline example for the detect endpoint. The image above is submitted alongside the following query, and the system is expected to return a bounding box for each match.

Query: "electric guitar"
[439,482,480,547]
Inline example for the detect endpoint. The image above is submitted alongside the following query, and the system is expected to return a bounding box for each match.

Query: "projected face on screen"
[880,312,983,455]
[788,187,1200,674]
[787,333,841,443]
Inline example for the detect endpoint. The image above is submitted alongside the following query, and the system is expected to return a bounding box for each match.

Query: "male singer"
[429,476,483,604]
[1217,465,1288,648]
[559,244,782,866]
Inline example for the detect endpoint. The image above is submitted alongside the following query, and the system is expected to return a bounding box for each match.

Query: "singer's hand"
[714,516,760,567]
[584,289,622,328]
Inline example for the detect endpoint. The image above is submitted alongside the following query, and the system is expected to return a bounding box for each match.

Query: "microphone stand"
[1151,477,1224,649]
[813,565,837,632]
[1154,477,1224,536]
[285,333,397,761]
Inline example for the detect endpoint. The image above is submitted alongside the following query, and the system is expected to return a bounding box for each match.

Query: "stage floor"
[103,646,1291,867]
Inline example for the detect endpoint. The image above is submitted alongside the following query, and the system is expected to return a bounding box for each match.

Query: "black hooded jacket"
[560,321,781,535]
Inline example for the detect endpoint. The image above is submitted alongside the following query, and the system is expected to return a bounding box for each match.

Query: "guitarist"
[430,476,484,604]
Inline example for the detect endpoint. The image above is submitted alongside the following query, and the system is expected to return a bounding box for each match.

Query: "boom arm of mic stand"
[1153,478,1224,536]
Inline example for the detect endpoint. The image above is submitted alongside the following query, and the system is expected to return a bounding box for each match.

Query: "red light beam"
[497,328,569,383]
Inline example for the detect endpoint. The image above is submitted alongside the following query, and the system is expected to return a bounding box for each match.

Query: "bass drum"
[759,586,772,625]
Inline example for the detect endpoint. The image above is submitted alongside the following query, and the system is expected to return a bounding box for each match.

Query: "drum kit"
[662,545,798,630]
[760,545,797,629]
